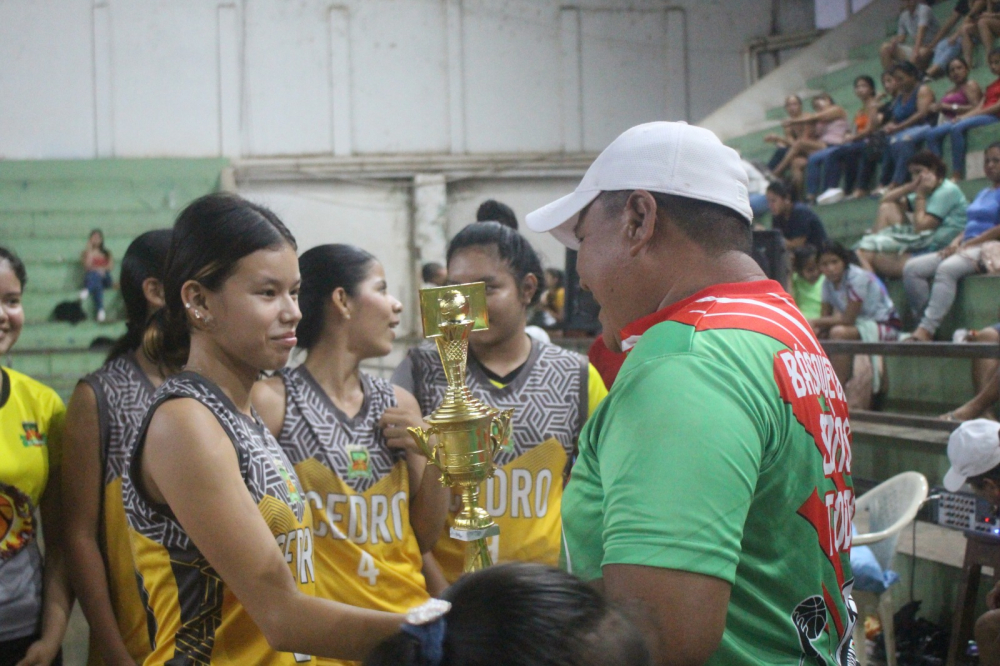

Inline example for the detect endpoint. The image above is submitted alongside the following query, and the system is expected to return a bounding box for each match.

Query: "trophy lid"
[418,283,489,339]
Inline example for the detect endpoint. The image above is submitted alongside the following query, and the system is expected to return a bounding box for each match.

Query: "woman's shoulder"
[4,367,64,413]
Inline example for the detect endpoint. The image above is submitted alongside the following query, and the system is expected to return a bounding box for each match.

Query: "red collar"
[618,280,789,352]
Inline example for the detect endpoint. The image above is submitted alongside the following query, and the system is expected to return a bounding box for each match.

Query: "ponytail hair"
[144,193,297,371]
[365,563,650,666]
[106,229,172,362]
[296,244,376,350]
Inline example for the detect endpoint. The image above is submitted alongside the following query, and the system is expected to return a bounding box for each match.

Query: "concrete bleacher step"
[1,158,225,395]
[0,210,178,239]
[14,320,126,352]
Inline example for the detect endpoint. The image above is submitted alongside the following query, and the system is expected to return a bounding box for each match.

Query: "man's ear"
[624,190,659,257]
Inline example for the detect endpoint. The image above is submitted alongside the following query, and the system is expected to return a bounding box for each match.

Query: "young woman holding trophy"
[121,194,419,665]
[392,222,607,582]
[252,244,450,665]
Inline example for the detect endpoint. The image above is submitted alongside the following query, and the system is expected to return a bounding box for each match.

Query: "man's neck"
[653,251,770,315]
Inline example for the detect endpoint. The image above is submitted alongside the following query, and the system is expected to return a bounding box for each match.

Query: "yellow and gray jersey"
[392,338,588,582]
[80,354,156,664]
[278,367,427,665]
[122,372,315,666]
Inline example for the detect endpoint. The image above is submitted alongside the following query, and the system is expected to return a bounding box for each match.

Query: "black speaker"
[751,229,787,284]
[563,249,602,335]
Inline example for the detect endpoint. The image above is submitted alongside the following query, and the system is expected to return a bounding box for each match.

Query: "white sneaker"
[953,328,970,343]
[817,188,845,205]
[79,288,89,301]
[96,308,106,323]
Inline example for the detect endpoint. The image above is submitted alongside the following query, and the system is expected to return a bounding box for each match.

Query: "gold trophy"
[407,283,514,572]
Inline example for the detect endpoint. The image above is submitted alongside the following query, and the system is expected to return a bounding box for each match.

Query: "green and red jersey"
[562,279,856,665]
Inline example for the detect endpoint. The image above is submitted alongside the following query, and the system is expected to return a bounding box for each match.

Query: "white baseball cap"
[525,121,753,249]
[945,418,1000,492]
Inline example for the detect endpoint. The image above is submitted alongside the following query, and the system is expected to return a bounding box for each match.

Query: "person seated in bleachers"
[945,324,999,420]
[925,0,987,78]
[80,228,113,323]
[764,181,828,252]
[421,261,447,289]
[790,244,825,319]
[979,2,1000,60]
[904,143,1000,340]
[926,48,1000,180]
[771,94,850,196]
[922,56,983,146]
[881,0,939,72]
[879,62,937,190]
[763,95,809,173]
[810,241,901,386]
[807,76,881,202]
[857,150,968,278]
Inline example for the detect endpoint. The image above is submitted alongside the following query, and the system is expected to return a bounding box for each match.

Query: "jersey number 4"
[358,551,381,586]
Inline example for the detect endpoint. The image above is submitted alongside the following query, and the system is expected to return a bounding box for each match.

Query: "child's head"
[946,419,1000,506]
[365,563,651,666]
[792,244,821,284]
[817,241,856,284]
[853,75,875,101]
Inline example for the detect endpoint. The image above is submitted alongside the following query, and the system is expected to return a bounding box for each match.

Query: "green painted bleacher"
[0,158,227,398]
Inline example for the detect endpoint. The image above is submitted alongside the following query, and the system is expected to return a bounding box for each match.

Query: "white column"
[329,6,353,156]
[559,8,582,152]
[92,1,114,157]
[413,173,449,265]
[446,0,465,154]
[217,3,241,158]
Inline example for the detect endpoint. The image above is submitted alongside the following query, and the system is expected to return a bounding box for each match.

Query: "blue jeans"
[85,270,112,311]
[805,145,843,196]
[768,147,789,172]
[924,115,1000,175]
[884,125,932,185]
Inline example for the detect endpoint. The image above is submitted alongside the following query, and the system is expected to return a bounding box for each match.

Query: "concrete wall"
[0,0,814,160]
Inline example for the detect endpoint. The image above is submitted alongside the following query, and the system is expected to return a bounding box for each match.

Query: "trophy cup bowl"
[405,283,514,571]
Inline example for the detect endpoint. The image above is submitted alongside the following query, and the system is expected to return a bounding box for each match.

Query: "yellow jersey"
[0,367,65,642]
[392,339,607,582]
[81,354,156,664]
[277,367,428,666]
[122,372,315,665]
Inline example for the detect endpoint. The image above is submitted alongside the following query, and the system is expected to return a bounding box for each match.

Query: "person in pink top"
[926,47,1000,179]
[770,94,849,195]
[80,228,114,322]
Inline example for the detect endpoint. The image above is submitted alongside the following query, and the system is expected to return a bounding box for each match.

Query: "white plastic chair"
[852,471,929,666]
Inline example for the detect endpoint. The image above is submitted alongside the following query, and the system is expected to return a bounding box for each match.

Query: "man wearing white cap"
[945,419,1000,666]
[527,122,856,666]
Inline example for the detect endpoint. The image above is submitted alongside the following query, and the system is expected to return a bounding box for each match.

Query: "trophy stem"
[465,538,493,572]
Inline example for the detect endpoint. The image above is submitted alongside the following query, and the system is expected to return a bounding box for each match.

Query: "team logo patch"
[19,422,46,447]
[346,445,373,479]
[0,482,35,561]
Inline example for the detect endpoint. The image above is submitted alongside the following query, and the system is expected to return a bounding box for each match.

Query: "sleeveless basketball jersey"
[277,367,427,666]
[401,339,588,582]
[122,372,315,666]
[80,354,156,665]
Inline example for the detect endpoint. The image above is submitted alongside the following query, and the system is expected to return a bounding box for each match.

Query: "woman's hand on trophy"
[380,405,432,457]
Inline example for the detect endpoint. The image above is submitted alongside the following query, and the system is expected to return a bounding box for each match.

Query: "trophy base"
[450,524,499,542]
